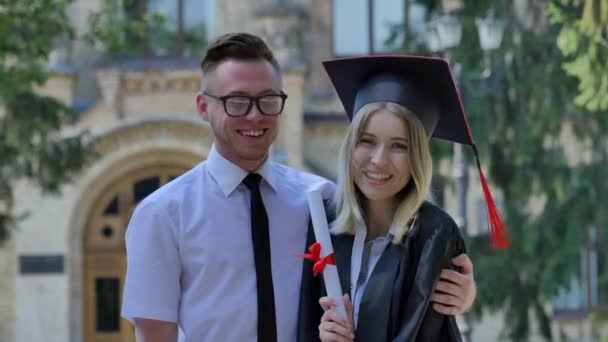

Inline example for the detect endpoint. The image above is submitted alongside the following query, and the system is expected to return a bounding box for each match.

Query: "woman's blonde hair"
[330,102,433,244]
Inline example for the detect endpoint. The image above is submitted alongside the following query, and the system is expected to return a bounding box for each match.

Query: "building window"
[125,0,216,58]
[332,0,405,56]
[95,278,120,332]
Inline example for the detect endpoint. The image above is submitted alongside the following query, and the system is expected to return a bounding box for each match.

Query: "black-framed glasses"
[203,91,288,117]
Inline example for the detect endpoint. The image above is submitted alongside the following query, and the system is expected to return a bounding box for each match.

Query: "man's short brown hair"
[200,32,280,74]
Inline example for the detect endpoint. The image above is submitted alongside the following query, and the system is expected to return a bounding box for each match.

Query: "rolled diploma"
[306,187,347,320]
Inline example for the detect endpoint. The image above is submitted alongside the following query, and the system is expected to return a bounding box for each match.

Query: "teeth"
[240,130,264,137]
[365,171,390,180]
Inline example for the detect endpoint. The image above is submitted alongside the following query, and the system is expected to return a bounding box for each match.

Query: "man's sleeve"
[121,200,181,324]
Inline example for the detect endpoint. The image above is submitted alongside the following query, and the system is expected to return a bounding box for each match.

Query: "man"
[121,32,476,342]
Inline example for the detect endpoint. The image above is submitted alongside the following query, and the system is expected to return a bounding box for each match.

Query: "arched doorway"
[83,164,190,342]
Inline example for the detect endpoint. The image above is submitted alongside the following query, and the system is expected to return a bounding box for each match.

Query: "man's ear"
[196,93,209,120]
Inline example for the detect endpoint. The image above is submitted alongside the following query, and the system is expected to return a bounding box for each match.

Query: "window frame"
[126,0,211,58]
[331,0,406,57]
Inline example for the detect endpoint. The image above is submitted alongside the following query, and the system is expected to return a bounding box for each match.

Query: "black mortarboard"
[323,55,511,249]
[323,55,472,145]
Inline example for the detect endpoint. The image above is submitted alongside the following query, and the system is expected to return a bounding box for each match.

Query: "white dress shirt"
[121,145,334,342]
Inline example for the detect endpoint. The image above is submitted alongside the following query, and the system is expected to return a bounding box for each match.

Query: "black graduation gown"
[297,201,465,342]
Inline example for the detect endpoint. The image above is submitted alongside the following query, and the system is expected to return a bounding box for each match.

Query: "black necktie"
[242,173,277,342]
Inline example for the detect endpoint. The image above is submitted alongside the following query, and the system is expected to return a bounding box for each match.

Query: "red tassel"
[477,166,511,249]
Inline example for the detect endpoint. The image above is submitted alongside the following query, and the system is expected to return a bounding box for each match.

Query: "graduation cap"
[323,55,511,250]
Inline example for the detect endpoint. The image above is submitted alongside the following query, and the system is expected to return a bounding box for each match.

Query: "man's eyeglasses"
[203,91,288,117]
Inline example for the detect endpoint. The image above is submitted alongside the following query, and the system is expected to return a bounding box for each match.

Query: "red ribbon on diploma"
[297,242,336,277]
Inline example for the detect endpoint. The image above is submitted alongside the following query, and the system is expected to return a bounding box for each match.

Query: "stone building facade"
[0,0,595,341]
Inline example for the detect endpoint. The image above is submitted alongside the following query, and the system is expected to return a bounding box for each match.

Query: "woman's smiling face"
[351,109,412,203]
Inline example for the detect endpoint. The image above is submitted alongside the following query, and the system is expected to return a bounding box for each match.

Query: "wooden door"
[84,165,188,342]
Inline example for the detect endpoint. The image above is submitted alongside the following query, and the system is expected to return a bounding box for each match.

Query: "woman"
[302,55,509,341]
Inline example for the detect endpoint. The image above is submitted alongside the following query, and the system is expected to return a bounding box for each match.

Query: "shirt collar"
[207,144,278,197]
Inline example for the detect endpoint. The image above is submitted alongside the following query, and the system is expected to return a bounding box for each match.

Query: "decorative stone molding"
[96,67,201,118]
[34,73,76,106]
[253,1,309,69]
[93,119,212,157]
[121,71,201,94]
[96,69,123,116]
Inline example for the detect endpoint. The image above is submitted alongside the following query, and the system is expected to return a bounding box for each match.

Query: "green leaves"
[581,0,608,34]
[0,0,94,244]
[0,0,73,99]
[84,0,166,59]
[405,1,608,340]
[0,0,74,58]
[549,0,608,111]
[557,25,581,55]
[563,51,608,111]
[0,90,95,236]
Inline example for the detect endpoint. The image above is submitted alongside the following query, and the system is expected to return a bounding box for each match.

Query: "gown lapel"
[355,242,404,342]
